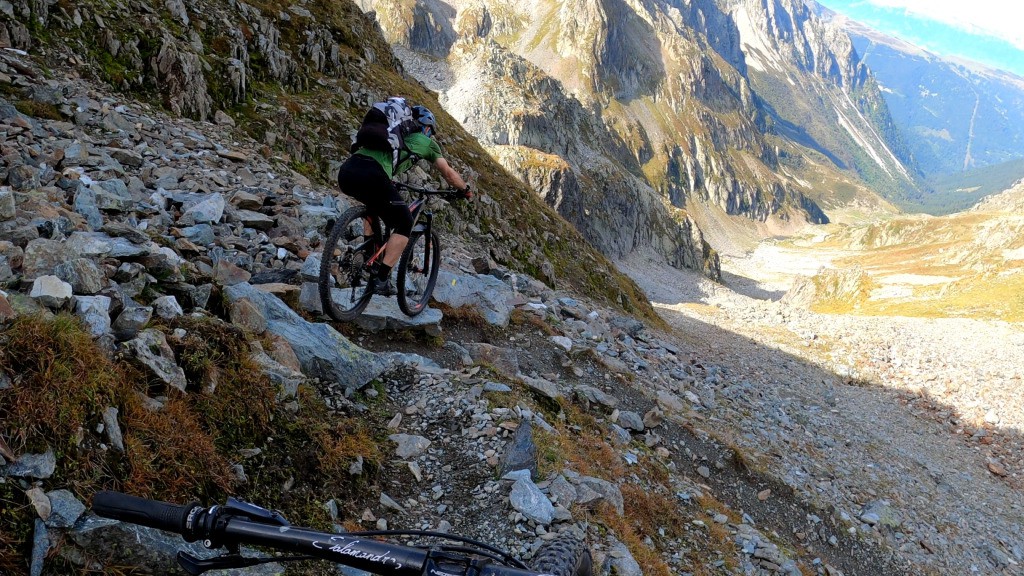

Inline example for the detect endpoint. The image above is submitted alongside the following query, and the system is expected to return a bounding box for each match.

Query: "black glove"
[458,183,473,200]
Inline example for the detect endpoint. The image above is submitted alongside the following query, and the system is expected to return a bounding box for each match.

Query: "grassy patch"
[14,100,63,120]
[0,314,131,446]
[0,313,388,570]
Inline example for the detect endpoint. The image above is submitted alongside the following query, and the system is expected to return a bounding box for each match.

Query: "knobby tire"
[529,534,592,576]
[396,229,440,316]
[319,206,374,321]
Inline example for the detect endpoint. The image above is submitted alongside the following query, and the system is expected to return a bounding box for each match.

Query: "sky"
[814,0,1024,77]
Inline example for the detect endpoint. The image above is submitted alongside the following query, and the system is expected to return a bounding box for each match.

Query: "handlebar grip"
[93,491,201,537]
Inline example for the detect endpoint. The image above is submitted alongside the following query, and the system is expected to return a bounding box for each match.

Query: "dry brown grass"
[509,308,558,336]
[0,314,131,446]
[433,301,491,330]
[122,397,234,500]
[597,501,675,576]
[535,402,626,479]
[314,417,382,478]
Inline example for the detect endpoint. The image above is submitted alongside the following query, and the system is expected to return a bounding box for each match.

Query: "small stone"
[153,295,184,320]
[349,455,363,476]
[43,489,85,528]
[214,110,235,126]
[758,489,771,501]
[389,434,431,459]
[550,335,572,351]
[617,410,645,432]
[26,487,51,520]
[0,186,15,219]
[101,407,124,452]
[987,460,1009,477]
[217,149,248,162]
[379,492,406,513]
[387,413,403,429]
[29,276,73,309]
[697,465,711,479]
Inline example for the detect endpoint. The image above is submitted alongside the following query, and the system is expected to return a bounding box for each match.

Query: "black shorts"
[336,154,413,236]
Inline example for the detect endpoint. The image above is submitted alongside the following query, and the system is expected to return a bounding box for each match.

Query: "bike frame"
[361,183,443,271]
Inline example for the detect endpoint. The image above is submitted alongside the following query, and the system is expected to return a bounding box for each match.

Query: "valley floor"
[616,250,1024,574]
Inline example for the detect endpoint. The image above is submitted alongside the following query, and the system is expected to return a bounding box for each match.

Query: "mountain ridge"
[809,0,1024,185]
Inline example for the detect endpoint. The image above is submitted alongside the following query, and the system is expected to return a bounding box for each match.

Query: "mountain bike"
[92,491,592,576]
[319,183,458,321]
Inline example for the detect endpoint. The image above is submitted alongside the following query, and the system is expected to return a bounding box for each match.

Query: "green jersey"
[355,132,443,179]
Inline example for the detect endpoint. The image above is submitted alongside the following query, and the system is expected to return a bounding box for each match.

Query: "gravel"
[617,251,1024,575]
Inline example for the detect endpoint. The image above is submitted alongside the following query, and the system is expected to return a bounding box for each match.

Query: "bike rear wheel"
[396,229,440,316]
[319,206,375,321]
[530,534,593,576]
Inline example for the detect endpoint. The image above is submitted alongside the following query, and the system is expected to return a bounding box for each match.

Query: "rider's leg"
[382,234,409,268]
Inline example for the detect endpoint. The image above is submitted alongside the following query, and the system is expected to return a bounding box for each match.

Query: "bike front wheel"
[530,534,593,576]
[319,206,375,321]
[396,230,440,316]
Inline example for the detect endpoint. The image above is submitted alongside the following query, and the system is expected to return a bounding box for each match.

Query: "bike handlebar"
[93,491,203,541]
[92,491,552,576]
[394,182,472,200]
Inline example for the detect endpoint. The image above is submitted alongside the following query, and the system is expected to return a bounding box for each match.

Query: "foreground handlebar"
[90,491,576,576]
[93,491,202,540]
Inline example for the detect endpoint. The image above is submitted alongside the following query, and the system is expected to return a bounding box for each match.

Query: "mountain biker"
[336,101,472,296]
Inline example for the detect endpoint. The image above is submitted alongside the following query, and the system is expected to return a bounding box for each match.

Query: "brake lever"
[223,497,290,526]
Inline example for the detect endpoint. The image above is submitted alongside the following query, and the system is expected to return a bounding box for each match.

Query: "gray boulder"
[577,476,624,515]
[509,476,554,525]
[432,271,512,326]
[66,232,147,259]
[92,179,133,212]
[352,294,443,335]
[0,186,14,219]
[55,258,105,294]
[225,283,386,393]
[43,490,86,529]
[112,306,153,341]
[499,420,538,479]
[2,449,57,479]
[73,295,112,337]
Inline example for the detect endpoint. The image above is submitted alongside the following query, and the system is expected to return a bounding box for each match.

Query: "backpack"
[352,97,421,170]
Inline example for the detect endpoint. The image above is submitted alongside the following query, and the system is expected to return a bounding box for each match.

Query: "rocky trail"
[0,36,1020,576]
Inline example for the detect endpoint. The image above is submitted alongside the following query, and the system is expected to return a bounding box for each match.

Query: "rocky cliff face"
[715,0,917,197]
[356,0,915,269]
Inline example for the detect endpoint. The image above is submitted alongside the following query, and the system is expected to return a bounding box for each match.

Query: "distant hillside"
[915,159,1024,215]
[974,179,1024,213]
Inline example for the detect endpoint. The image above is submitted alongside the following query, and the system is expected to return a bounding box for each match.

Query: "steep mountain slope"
[0,0,667,313]
[813,4,1024,181]
[357,0,916,261]
[974,179,1024,214]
